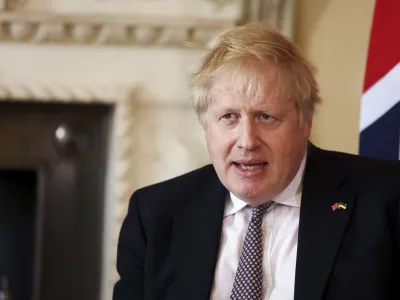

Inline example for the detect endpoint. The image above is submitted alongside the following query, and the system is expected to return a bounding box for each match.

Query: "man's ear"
[303,119,313,138]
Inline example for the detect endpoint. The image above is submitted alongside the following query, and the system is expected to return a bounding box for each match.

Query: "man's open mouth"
[233,162,268,170]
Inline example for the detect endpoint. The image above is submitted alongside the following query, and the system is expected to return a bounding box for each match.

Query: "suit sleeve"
[113,191,146,300]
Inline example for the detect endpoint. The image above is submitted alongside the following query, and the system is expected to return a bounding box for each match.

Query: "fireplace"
[0,169,37,300]
[0,101,112,300]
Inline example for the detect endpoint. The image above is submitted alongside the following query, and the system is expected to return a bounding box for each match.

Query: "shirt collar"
[224,152,307,217]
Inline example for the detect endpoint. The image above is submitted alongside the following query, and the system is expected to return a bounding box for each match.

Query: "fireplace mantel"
[0,78,138,299]
[0,0,294,48]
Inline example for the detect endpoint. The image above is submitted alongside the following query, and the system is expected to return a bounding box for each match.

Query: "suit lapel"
[171,167,226,300]
[294,144,356,300]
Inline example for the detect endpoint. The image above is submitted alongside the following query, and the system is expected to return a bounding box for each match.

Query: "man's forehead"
[210,88,286,110]
[212,65,283,97]
[213,63,279,87]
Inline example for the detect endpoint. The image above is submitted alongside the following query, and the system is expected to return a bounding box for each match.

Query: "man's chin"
[231,188,267,204]
[228,181,280,204]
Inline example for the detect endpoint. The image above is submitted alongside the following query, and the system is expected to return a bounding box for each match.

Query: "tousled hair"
[190,21,321,127]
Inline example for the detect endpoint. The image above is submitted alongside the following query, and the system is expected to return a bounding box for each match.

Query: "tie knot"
[251,202,274,221]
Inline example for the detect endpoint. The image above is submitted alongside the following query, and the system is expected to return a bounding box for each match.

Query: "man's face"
[204,69,312,205]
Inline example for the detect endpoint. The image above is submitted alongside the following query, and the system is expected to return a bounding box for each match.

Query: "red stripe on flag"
[364,0,400,92]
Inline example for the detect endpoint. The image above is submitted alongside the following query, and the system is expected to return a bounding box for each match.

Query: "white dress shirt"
[210,156,306,300]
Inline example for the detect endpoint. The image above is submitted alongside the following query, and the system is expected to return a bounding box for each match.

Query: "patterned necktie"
[230,201,274,300]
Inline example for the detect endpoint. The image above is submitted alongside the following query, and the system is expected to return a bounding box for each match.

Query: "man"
[113,22,400,300]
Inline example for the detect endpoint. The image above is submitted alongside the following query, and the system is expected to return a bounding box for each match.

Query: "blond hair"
[190,21,321,126]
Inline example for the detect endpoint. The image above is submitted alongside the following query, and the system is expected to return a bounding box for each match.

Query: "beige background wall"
[295,0,376,154]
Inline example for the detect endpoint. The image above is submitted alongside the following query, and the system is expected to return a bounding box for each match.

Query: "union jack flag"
[359,0,400,160]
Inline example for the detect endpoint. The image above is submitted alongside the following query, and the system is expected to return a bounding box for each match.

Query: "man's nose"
[237,120,259,151]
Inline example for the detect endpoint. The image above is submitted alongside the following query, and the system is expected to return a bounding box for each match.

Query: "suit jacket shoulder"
[314,147,400,192]
[129,164,223,231]
[295,145,400,300]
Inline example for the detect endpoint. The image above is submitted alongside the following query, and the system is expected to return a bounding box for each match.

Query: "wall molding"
[0,79,125,102]
[0,11,235,48]
[0,0,294,48]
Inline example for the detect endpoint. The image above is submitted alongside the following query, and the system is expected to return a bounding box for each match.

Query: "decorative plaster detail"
[2,0,29,10]
[207,0,237,10]
[239,0,295,38]
[0,80,120,102]
[0,0,295,48]
[0,11,235,48]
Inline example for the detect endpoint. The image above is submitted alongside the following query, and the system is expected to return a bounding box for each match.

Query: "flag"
[359,0,400,160]
[331,202,347,211]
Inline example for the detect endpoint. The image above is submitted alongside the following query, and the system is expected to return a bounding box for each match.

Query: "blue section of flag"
[359,100,400,160]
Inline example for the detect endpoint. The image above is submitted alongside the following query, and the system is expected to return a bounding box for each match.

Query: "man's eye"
[261,113,272,120]
[222,113,235,120]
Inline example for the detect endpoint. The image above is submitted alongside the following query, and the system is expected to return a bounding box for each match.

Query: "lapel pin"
[331,202,347,211]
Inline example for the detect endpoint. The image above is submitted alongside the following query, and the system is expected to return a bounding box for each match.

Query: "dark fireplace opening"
[0,100,112,300]
[0,170,38,300]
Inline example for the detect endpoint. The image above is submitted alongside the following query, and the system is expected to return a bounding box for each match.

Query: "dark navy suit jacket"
[113,144,400,300]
